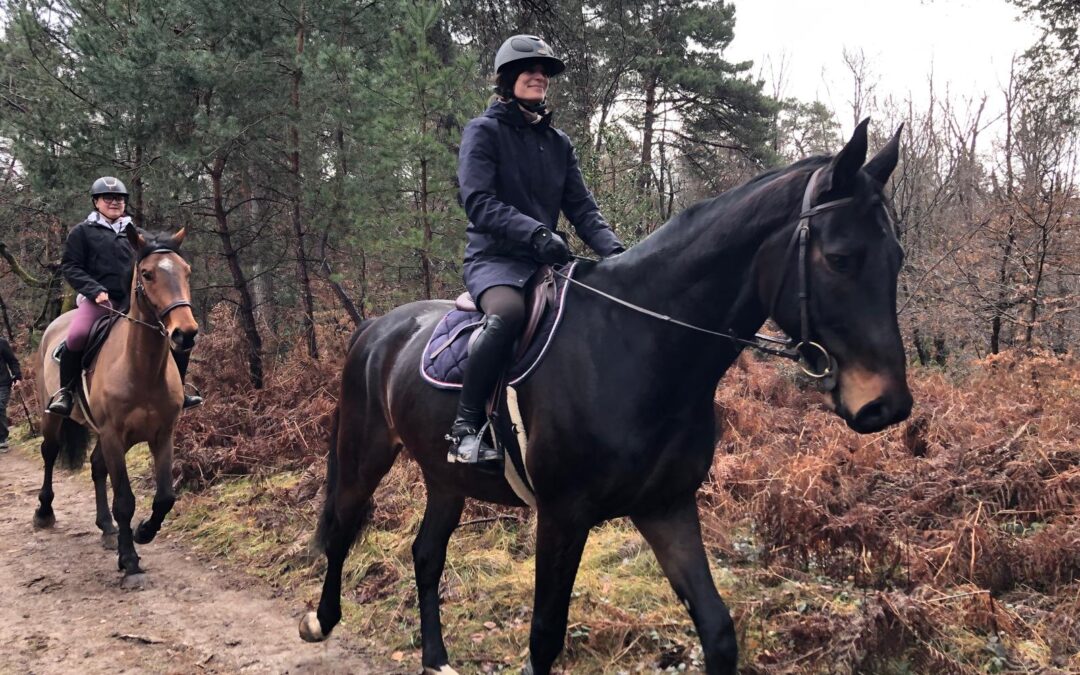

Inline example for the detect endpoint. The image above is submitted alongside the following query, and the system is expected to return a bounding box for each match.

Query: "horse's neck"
[582,176,802,389]
[604,200,791,335]
[121,306,170,376]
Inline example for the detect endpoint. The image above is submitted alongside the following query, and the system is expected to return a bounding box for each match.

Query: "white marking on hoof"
[424,666,460,675]
[298,612,326,642]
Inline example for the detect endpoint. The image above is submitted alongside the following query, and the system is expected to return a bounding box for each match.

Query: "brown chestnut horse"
[35,227,197,588]
[301,121,912,674]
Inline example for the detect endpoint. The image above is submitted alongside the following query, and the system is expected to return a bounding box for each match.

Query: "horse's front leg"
[413,492,465,674]
[134,433,176,545]
[90,442,118,549]
[99,433,143,584]
[523,512,590,675]
[631,498,738,675]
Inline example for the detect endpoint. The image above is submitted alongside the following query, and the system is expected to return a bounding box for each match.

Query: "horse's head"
[757,120,912,434]
[126,227,199,353]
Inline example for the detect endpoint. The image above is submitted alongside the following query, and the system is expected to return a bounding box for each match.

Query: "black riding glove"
[530,227,572,265]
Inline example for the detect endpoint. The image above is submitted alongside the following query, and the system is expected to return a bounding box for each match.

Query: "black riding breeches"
[477,285,525,336]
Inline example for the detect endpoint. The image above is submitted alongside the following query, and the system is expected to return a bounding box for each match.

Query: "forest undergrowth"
[17,307,1077,673]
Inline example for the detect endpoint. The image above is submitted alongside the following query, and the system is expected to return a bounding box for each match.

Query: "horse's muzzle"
[170,327,198,352]
[847,389,912,434]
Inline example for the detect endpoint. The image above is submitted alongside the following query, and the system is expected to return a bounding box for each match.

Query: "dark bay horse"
[300,121,913,674]
[35,228,197,587]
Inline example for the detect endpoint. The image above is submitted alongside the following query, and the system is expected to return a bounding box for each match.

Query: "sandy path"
[0,447,377,674]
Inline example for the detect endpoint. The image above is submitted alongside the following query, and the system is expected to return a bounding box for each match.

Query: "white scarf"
[86,210,132,235]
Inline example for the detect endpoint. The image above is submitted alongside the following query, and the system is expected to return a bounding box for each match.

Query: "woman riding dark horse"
[48,176,202,416]
[448,35,624,467]
[300,120,913,675]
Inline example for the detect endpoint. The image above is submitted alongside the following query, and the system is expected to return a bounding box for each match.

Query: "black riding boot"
[47,348,83,417]
[447,314,515,467]
[172,349,203,409]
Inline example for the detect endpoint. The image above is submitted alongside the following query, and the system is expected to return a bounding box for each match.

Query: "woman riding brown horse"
[35,227,198,586]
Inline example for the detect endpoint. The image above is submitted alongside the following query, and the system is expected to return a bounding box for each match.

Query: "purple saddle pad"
[420,263,575,390]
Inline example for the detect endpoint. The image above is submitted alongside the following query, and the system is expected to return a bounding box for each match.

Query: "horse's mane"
[665,155,830,231]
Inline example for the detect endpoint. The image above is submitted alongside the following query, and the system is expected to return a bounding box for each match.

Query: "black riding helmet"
[494,35,565,77]
[90,176,128,201]
[493,35,565,109]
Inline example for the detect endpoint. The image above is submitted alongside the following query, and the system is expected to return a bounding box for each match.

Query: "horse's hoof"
[424,665,461,675]
[101,532,118,550]
[298,612,326,642]
[33,509,56,529]
[133,520,156,545]
[121,573,148,590]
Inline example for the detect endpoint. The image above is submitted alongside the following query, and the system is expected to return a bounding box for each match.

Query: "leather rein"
[555,167,852,386]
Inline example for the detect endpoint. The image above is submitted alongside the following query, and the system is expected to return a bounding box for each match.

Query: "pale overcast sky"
[725,0,1041,134]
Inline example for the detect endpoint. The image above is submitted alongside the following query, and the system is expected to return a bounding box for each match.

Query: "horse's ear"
[171,227,187,248]
[125,225,146,251]
[864,123,903,185]
[821,118,870,194]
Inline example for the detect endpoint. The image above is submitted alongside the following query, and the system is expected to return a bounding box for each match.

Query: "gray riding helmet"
[494,35,565,76]
[90,176,129,198]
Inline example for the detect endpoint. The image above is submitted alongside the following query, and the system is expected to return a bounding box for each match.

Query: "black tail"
[57,417,90,470]
[316,317,378,552]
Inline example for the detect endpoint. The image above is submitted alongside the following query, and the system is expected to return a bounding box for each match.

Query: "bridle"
[102,247,193,339]
[555,166,853,386]
[765,167,853,383]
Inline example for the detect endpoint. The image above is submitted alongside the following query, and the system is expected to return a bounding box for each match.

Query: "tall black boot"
[47,347,83,417]
[447,314,515,466]
[172,349,203,409]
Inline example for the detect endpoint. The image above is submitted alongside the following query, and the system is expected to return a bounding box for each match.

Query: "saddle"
[52,313,122,369]
[420,263,572,390]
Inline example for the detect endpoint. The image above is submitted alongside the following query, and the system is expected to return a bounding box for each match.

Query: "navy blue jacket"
[458,100,623,297]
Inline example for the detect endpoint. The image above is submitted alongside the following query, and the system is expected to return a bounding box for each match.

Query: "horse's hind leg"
[631,498,737,675]
[90,442,119,549]
[32,425,61,529]
[134,435,176,545]
[414,491,465,673]
[300,409,400,643]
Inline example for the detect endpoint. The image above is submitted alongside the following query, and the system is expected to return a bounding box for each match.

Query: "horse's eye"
[825,254,853,274]
[141,270,153,281]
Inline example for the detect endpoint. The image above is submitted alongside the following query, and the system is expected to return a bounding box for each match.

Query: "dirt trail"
[0,447,375,674]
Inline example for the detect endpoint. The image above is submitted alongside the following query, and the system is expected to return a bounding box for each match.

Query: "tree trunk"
[638,69,658,195]
[291,0,318,359]
[210,156,264,389]
[991,75,1017,355]
[419,151,432,300]
[132,143,145,229]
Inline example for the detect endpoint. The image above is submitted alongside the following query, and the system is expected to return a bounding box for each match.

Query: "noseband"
[555,166,854,386]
